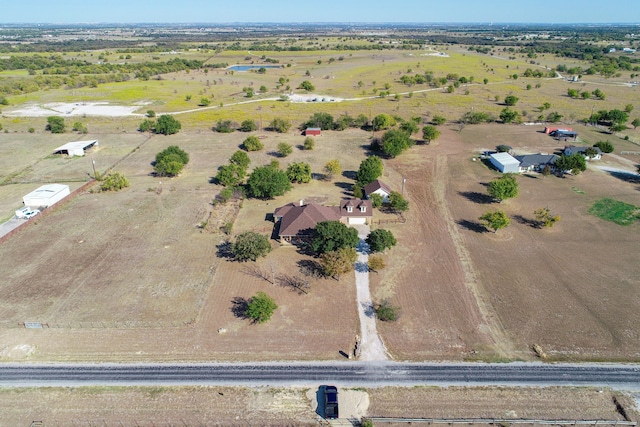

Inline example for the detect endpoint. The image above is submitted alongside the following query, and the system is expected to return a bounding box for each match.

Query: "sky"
[1,0,639,24]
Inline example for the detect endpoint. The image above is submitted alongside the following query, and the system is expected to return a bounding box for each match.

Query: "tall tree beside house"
[311,221,359,255]
[232,231,272,262]
[381,129,414,158]
[366,229,397,253]
[555,153,587,176]
[479,210,510,234]
[487,174,519,203]
[388,191,409,213]
[320,247,358,280]
[356,156,384,186]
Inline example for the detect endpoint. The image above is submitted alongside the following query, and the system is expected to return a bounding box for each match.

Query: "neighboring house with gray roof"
[363,179,393,203]
[563,145,602,160]
[273,199,372,244]
[514,154,559,173]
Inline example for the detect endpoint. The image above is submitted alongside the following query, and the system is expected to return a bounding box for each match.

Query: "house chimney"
[299,199,304,206]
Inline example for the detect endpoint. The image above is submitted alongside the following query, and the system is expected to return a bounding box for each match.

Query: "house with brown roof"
[363,179,392,203]
[273,199,372,244]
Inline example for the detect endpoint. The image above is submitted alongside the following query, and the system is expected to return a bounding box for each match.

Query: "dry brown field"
[372,124,640,361]
[0,385,636,426]
[0,121,639,363]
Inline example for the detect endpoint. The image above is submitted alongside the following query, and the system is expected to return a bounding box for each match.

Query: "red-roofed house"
[273,198,372,244]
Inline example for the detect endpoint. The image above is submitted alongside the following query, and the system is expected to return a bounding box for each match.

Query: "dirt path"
[431,155,516,358]
[353,225,389,361]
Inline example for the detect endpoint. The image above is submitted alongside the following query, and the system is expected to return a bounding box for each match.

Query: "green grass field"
[589,198,640,225]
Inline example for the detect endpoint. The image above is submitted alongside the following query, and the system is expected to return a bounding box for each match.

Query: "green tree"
[154,146,189,177]
[431,115,446,125]
[156,145,189,165]
[242,87,254,98]
[269,117,291,133]
[303,137,315,150]
[534,207,561,228]
[499,107,519,123]
[215,164,244,187]
[487,174,519,202]
[372,113,396,131]
[239,119,258,132]
[233,232,272,262]
[593,141,614,153]
[298,80,315,91]
[461,111,493,124]
[356,156,384,186]
[311,220,359,255]
[546,111,563,123]
[46,116,65,133]
[479,210,510,233]
[335,114,355,130]
[388,191,409,212]
[632,118,640,129]
[72,121,88,134]
[246,292,278,323]
[146,110,156,117]
[320,247,358,280]
[286,162,312,183]
[243,135,264,151]
[422,125,441,144]
[369,193,383,208]
[200,97,211,106]
[303,112,334,130]
[230,150,251,171]
[214,119,235,133]
[609,122,627,133]
[504,95,519,106]
[277,142,293,157]
[247,165,291,199]
[399,120,419,135]
[366,229,397,253]
[324,159,341,180]
[139,118,155,132]
[100,172,129,192]
[375,299,400,321]
[555,153,587,176]
[624,104,634,114]
[592,88,606,100]
[381,129,414,158]
[540,102,551,111]
[155,115,181,135]
[567,88,580,98]
[580,91,591,100]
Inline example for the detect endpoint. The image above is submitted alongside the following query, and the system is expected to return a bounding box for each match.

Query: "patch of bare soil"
[367,386,639,421]
[0,386,319,427]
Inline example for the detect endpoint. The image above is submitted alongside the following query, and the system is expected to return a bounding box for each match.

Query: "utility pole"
[401,176,406,195]
[91,159,97,180]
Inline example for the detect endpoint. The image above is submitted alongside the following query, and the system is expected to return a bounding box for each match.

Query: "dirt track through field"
[431,155,516,358]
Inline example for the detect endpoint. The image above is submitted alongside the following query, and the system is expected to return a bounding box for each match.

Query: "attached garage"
[23,184,70,208]
[347,216,367,225]
[53,140,99,157]
[490,152,520,174]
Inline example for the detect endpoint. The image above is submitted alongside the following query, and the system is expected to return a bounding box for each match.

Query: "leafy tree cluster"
[269,117,291,133]
[460,111,494,124]
[72,121,88,134]
[366,229,397,253]
[320,247,358,280]
[216,150,251,187]
[311,221,359,255]
[46,116,65,133]
[593,140,614,153]
[587,109,628,131]
[238,119,258,132]
[500,107,520,124]
[375,299,401,321]
[422,125,441,143]
[555,153,587,176]
[99,172,129,192]
[372,113,397,131]
[143,114,182,135]
[380,129,414,158]
[388,191,409,212]
[277,142,293,157]
[488,174,519,203]
[504,95,519,106]
[479,210,510,233]
[232,231,272,262]
[247,164,291,199]
[323,159,341,180]
[243,135,264,151]
[154,145,189,177]
[303,137,315,150]
[246,292,278,324]
[286,162,312,183]
[214,119,235,133]
[534,207,561,228]
[298,80,315,91]
[356,156,384,186]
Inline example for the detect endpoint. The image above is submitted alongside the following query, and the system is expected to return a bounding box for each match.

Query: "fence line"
[5,319,196,330]
[368,418,636,426]
[620,151,640,155]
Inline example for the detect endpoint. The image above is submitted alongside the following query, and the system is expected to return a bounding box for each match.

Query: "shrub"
[594,140,614,153]
[155,115,181,135]
[303,137,315,150]
[139,119,155,132]
[269,117,291,133]
[214,120,235,133]
[277,142,293,157]
[46,116,65,133]
[246,292,278,323]
[232,232,272,262]
[154,146,189,177]
[243,135,263,151]
[375,299,400,321]
[286,162,312,183]
[100,172,130,192]
[238,119,258,132]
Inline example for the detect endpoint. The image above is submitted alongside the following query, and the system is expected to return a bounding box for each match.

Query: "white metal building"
[53,140,98,157]
[489,152,520,173]
[23,184,70,208]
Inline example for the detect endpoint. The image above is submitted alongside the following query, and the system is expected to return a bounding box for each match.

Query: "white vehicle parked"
[15,207,41,219]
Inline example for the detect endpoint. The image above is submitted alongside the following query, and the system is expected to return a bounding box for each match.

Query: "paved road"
[1,362,639,390]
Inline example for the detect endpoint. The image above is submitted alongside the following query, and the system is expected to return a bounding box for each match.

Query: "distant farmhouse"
[273,199,372,244]
[53,140,98,157]
[564,145,602,160]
